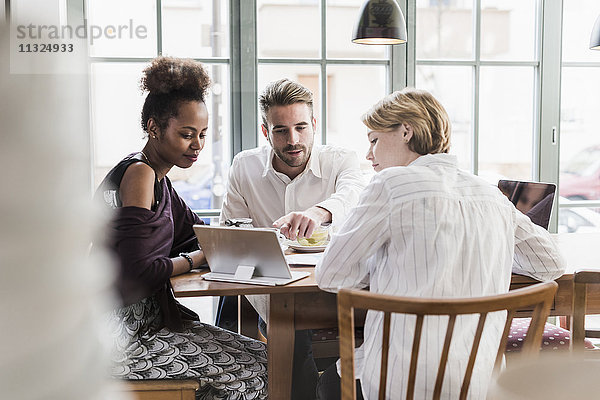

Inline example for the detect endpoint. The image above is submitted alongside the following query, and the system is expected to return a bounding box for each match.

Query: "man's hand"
[273,206,332,240]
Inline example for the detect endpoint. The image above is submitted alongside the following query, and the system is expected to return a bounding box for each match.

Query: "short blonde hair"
[259,79,314,127]
[362,88,451,155]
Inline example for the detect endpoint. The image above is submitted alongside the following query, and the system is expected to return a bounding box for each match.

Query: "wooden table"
[171,232,600,399]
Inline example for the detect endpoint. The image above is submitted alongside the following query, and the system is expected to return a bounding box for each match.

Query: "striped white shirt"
[315,153,565,400]
[220,144,367,228]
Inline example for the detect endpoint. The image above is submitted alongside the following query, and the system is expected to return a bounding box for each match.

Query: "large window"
[88,0,393,213]
[87,0,600,233]
[415,0,540,179]
[88,0,230,213]
[558,0,600,233]
[256,0,390,169]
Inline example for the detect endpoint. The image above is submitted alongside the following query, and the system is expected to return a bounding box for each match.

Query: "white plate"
[287,242,328,252]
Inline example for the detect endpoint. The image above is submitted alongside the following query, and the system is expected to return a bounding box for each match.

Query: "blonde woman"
[315,88,564,400]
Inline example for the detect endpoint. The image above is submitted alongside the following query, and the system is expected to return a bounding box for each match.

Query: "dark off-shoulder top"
[95,153,204,331]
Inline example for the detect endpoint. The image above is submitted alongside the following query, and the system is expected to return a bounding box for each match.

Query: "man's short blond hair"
[362,88,451,155]
[259,79,314,127]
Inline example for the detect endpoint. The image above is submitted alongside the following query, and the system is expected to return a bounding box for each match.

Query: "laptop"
[193,225,311,286]
[498,180,557,230]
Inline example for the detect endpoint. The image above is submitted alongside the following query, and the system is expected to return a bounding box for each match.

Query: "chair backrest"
[337,281,558,400]
[571,270,600,352]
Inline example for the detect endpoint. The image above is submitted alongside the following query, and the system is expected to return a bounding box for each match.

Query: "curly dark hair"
[140,56,211,134]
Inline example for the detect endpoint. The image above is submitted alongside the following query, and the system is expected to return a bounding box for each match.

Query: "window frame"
[556,1,600,215]
[84,0,587,232]
[233,0,407,155]
[405,0,563,231]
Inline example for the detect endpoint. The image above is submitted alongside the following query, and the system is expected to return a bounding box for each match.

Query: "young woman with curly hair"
[95,56,267,400]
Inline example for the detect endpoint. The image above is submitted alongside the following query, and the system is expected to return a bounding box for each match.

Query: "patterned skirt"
[107,296,268,399]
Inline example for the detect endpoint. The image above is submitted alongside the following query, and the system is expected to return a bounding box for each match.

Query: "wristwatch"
[179,252,194,270]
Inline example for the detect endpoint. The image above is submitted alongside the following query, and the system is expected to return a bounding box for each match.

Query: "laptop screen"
[498,180,556,230]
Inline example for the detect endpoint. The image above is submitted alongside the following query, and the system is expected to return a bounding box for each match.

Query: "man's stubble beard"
[270,132,314,168]
[275,144,309,167]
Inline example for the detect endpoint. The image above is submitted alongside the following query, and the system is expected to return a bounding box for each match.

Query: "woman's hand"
[171,249,206,276]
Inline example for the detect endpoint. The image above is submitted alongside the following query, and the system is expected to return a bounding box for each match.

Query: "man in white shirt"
[220,79,365,238]
[219,78,366,400]
[315,88,565,400]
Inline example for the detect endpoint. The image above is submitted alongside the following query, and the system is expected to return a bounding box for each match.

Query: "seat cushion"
[313,320,592,355]
[504,318,591,352]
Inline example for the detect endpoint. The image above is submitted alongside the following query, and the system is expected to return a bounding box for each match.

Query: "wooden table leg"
[239,295,259,339]
[267,293,295,399]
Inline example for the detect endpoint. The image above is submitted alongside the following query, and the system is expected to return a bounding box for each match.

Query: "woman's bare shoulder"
[119,162,156,209]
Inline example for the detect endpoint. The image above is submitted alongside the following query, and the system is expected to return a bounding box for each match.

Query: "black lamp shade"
[591,15,600,50]
[352,0,407,45]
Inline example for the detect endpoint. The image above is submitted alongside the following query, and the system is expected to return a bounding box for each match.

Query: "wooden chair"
[571,270,600,353]
[337,281,558,400]
[112,379,199,400]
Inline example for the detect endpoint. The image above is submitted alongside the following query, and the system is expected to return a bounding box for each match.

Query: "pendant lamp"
[591,15,600,50]
[352,0,407,45]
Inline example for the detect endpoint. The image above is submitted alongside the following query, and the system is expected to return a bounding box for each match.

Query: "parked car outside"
[172,178,213,224]
[560,145,600,200]
[172,178,212,210]
[558,198,600,233]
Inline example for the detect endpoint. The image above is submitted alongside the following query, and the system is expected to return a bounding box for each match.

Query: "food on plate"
[297,226,329,246]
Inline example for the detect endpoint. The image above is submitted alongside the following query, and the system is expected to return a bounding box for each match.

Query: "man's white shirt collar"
[262,145,322,180]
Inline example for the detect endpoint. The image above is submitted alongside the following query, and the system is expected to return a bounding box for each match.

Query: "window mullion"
[390,0,409,92]
[472,0,481,175]
[406,0,416,88]
[321,0,327,144]
[538,0,563,232]
[532,0,543,182]
[156,0,162,55]
[231,0,257,155]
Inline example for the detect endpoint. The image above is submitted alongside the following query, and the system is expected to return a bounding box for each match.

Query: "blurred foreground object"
[590,14,600,50]
[488,353,600,399]
[0,18,119,400]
